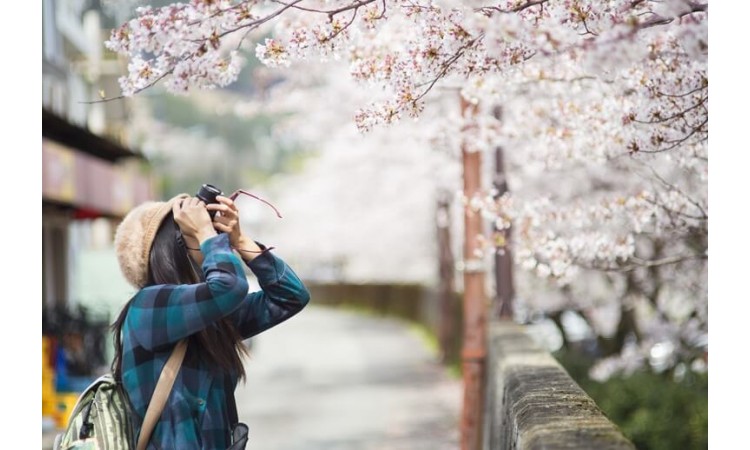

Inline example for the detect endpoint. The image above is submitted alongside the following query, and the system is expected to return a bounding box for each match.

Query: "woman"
[110,193,310,449]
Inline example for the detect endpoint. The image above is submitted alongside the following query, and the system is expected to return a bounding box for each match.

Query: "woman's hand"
[208,196,264,260]
[207,195,244,248]
[173,197,216,244]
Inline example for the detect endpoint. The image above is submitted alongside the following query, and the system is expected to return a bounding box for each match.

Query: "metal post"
[491,107,515,321]
[460,95,487,450]
[436,191,456,364]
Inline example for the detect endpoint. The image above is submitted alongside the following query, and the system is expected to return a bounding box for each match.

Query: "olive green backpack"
[53,340,187,450]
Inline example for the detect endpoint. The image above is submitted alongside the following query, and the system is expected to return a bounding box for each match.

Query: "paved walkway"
[42,305,462,450]
[237,305,462,450]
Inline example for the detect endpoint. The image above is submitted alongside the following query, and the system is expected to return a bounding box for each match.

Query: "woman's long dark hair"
[111,212,249,382]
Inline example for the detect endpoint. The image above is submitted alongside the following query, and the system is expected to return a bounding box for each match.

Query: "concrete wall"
[483,322,635,450]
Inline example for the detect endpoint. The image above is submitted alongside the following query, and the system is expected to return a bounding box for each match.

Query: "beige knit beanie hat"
[114,193,190,288]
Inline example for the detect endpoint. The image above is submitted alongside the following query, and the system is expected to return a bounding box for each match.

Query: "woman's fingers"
[180,196,202,211]
[212,213,234,226]
[206,203,233,215]
[216,195,237,209]
[207,199,240,222]
[215,196,239,216]
[212,214,238,232]
[208,196,242,243]
[174,196,213,235]
[172,200,182,220]
[213,222,233,233]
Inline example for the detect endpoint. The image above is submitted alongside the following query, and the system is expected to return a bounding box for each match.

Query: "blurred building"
[42,0,156,433]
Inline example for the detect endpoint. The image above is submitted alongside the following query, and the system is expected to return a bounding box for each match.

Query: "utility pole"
[491,105,515,320]
[460,95,487,450]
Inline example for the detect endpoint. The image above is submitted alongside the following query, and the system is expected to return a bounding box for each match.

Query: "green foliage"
[555,349,708,450]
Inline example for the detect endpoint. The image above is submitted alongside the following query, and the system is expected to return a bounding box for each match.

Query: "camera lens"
[197,184,222,205]
[197,184,223,219]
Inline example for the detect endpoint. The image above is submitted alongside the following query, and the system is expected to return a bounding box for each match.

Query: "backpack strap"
[136,339,188,450]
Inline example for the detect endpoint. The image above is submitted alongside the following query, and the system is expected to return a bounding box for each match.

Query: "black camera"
[196,183,223,219]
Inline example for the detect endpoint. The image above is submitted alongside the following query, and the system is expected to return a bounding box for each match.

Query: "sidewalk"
[236,305,462,450]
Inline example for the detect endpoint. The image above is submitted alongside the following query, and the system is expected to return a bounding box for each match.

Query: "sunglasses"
[228,189,283,219]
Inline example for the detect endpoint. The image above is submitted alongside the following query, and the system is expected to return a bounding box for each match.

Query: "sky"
[3,1,742,448]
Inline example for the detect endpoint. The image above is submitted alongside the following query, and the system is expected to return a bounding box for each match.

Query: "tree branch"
[216,0,305,39]
[576,252,707,273]
[635,2,708,30]
[642,164,708,219]
[413,34,485,103]
[631,96,707,125]
[655,83,707,99]
[271,0,376,18]
[637,118,707,154]
[477,0,549,16]
[81,70,173,104]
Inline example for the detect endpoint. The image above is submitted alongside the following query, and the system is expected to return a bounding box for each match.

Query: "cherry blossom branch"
[575,253,706,273]
[644,196,708,222]
[270,0,375,19]
[81,70,172,104]
[655,83,707,99]
[188,0,254,26]
[530,2,708,59]
[579,17,598,37]
[414,34,485,103]
[261,0,378,43]
[476,0,548,16]
[631,96,707,125]
[216,0,305,39]
[636,2,708,30]
[630,253,707,268]
[643,165,708,219]
[637,118,707,154]
[328,10,358,41]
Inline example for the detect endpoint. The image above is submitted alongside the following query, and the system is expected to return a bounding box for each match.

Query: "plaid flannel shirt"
[120,233,310,449]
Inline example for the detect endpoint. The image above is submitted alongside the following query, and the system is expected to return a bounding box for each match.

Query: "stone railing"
[483,322,635,450]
